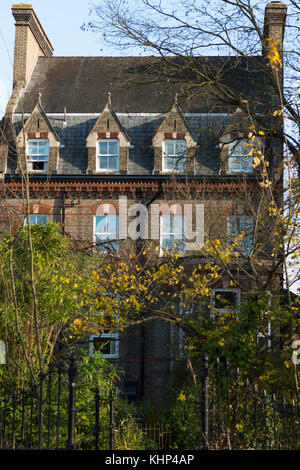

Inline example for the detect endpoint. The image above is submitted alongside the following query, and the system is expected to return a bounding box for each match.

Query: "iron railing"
[0,353,299,450]
[0,354,115,450]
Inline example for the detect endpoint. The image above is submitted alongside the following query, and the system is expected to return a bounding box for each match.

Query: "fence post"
[47,362,54,449]
[2,395,8,448]
[66,352,78,450]
[95,387,100,450]
[20,388,26,447]
[201,353,209,450]
[38,372,46,449]
[109,389,115,450]
[56,361,63,449]
[11,391,16,449]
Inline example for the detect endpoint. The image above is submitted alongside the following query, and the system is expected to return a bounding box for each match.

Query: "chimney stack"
[12,4,53,88]
[263,2,287,61]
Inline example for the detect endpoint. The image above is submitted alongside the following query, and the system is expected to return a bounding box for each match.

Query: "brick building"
[0,3,286,402]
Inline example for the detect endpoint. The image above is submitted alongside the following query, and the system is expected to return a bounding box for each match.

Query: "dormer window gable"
[16,96,60,174]
[152,98,196,174]
[86,96,130,174]
[220,132,265,175]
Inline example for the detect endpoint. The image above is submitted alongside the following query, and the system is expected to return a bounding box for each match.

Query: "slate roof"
[15,56,270,114]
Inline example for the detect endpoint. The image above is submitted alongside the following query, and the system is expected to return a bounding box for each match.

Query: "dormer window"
[228,140,252,173]
[27,139,49,171]
[163,139,186,173]
[97,139,120,171]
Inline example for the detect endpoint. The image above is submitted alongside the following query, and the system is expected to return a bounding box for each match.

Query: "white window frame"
[211,288,241,318]
[89,333,119,359]
[24,214,49,225]
[27,139,49,172]
[94,214,119,253]
[159,213,185,256]
[163,139,186,173]
[228,140,252,174]
[97,139,120,172]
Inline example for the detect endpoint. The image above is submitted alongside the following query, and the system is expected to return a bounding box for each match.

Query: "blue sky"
[0,1,119,118]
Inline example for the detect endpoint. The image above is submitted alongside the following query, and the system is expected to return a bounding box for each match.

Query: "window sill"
[227,170,253,175]
[95,170,120,173]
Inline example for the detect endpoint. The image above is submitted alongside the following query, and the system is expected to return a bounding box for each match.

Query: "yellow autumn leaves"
[246,127,272,189]
[265,38,282,70]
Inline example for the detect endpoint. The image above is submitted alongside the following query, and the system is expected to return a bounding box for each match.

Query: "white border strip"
[14,112,230,118]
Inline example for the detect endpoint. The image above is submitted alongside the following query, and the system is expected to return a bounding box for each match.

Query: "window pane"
[161,214,171,235]
[26,214,48,225]
[164,140,186,171]
[229,140,252,173]
[99,156,108,168]
[38,141,49,155]
[228,215,253,254]
[107,214,118,234]
[164,156,186,171]
[99,140,119,157]
[176,158,186,171]
[240,156,253,171]
[93,337,113,355]
[108,156,118,170]
[92,335,118,357]
[161,215,185,253]
[108,141,118,155]
[175,140,186,155]
[230,140,248,156]
[162,237,185,253]
[164,157,175,169]
[164,141,174,155]
[164,140,186,156]
[229,155,252,172]
[98,140,119,170]
[28,141,38,154]
[99,142,108,155]
[96,215,108,234]
[229,156,241,171]
[162,214,184,236]
[214,291,238,309]
[171,214,184,236]
[37,215,49,225]
[95,215,119,242]
[30,155,48,162]
[28,140,49,156]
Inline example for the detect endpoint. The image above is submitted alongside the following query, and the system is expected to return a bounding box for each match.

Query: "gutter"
[4,174,258,184]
